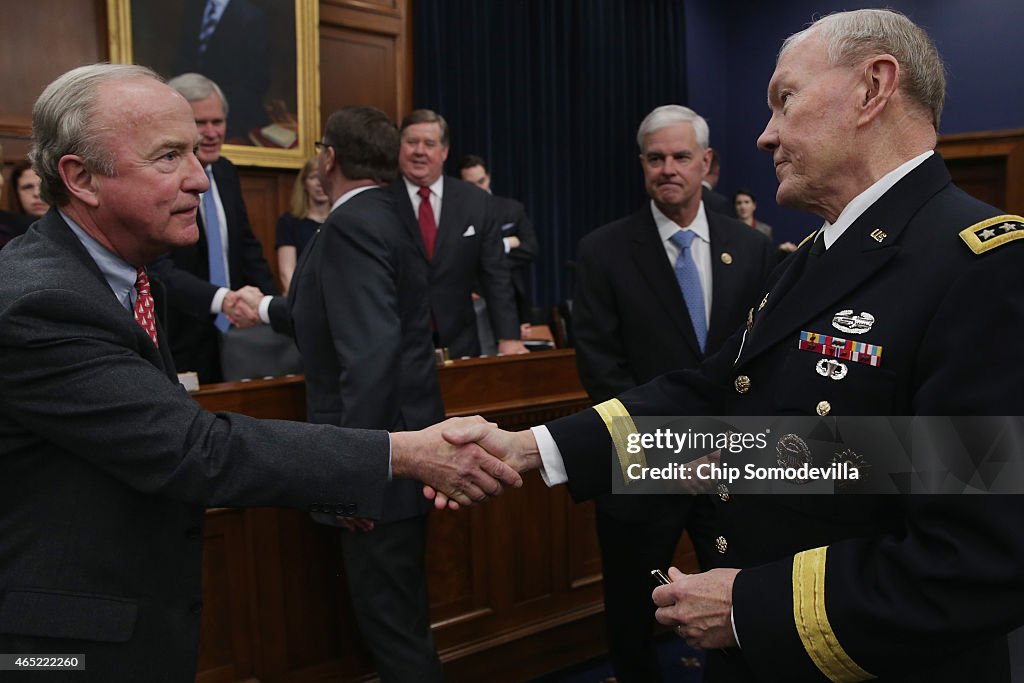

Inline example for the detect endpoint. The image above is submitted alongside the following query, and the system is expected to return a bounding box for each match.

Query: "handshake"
[221,285,270,329]
[391,417,542,509]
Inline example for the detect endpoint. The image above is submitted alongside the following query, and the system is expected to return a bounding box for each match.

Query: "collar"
[819,150,933,249]
[330,184,377,212]
[59,209,137,309]
[651,199,711,245]
[403,174,444,202]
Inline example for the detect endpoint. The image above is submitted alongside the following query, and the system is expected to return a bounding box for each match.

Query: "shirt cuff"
[531,425,567,486]
[731,605,741,648]
[258,295,274,324]
[502,237,513,254]
[211,287,229,314]
[386,434,393,481]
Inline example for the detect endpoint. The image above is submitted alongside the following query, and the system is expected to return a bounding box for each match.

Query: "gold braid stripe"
[593,398,646,486]
[792,547,875,682]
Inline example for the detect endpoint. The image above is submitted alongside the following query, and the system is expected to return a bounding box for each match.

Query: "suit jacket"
[703,185,737,218]
[269,188,444,522]
[0,210,389,682]
[573,204,774,520]
[548,154,1024,681]
[150,156,277,382]
[491,194,539,322]
[387,177,519,357]
[175,0,270,139]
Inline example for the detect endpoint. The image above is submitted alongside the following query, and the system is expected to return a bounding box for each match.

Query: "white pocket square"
[462,225,476,237]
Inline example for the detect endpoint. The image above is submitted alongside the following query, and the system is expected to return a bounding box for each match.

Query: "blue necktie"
[202,169,230,332]
[197,0,220,55]
[669,229,707,352]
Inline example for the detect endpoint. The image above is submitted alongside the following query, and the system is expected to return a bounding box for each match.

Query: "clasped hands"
[222,285,267,328]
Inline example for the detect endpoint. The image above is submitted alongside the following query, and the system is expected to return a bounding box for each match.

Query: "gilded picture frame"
[107,0,319,169]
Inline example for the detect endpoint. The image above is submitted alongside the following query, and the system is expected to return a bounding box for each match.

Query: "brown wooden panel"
[937,129,1024,215]
[0,1,106,136]
[238,169,294,291]
[320,26,399,124]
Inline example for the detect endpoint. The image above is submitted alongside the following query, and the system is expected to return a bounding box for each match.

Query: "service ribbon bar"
[798,330,883,367]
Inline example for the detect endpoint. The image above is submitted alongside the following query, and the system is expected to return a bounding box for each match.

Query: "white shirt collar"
[819,150,933,249]
[651,199,711,245]
[330,184,378,212]
[403,175,444,202]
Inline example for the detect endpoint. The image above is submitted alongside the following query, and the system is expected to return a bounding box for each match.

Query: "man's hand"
[497,339,529,355]
[652,566,740,650]
[223,289,262,328]
[392,416,524,509]
[423,420,542,510]
[235,285,265,311]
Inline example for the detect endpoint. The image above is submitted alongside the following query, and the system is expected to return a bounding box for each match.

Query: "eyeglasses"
[314,140,333,153]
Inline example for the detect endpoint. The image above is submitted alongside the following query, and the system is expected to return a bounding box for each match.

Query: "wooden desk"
[192,350,696,683]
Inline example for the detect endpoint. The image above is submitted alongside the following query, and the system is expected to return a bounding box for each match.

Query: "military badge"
[815,358,848,380]
[870,229,887,243]
[799,331,883,368]
[832,448,871,488]
[832,309,875,334]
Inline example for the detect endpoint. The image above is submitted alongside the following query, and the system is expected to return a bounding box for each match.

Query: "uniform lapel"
[629,211,702,356]
[736,154,951,367]
[706,214,741,349]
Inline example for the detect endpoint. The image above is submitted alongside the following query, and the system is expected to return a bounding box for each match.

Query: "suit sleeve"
[732,244,1024,681]
[571,235,638,402]
[0,287,388,518]
[267,295,293,337]
[477,196,522,337]
[506,205,539,266]
[319,216,403,429]
[148,252,220,318]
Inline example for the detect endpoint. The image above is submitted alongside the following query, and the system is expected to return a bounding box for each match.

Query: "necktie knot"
[669,229,696,250]
[418,185,431,200]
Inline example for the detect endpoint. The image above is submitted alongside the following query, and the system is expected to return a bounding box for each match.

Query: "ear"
[701,147,714,176]
[858,54,899,125]
[58,155,100,208]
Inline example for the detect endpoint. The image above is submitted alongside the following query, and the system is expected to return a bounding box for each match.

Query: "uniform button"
[816,400,831,416]
[734,375,751,394]
[716,484,730,502]
[335,504,346,515]
[715,536,728,554]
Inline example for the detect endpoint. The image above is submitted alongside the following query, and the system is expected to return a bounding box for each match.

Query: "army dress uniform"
[545,153,1024,682]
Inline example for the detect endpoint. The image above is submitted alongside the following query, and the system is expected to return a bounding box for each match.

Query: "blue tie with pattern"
[202,168,230,332]
[669,229,707,352]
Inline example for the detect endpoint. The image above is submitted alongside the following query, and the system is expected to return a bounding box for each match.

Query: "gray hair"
[167,72,229,117]
[30,63,159,206]
[781,9,946,128]
[636,105,710,150]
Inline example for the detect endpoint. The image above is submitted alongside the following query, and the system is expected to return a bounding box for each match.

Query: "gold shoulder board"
[797,229,818,249]
[959,215,1024,254]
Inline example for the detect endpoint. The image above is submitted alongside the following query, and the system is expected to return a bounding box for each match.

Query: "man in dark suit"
[459,154,540,324]
[702,149,737,218]
[571,104,773,682]
[386,109,526,358]
[249,106,445,682]
[150,73,278,384]
[0,64,521,683]
[439,9,1024,682]
[174,0,270,140]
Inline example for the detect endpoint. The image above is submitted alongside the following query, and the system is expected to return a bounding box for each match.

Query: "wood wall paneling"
[937,129,1024,215]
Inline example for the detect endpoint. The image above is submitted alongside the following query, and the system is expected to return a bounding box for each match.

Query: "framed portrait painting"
[108,0,319,169]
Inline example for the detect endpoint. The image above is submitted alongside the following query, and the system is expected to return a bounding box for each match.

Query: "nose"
[757,115,778,153]
[185,152,210,193]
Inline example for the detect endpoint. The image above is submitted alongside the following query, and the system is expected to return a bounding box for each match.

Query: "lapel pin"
[870,228,887,243]
[758,292,769,311]
[720,252,733,265]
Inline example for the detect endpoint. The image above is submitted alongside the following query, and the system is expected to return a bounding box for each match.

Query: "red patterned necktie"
[417,185,437,260]
[134,267,159,348]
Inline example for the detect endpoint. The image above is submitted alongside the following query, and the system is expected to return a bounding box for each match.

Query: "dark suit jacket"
[387,177,519,357]
[150,156,277,382]
[703,185,737,218]
[0,210,33,250]
[0,210,388,682]
[549,155,1024,682]
[573,204,774,519]
[269,188,444,522]
[491,194,539,322]
[175,0,270,139]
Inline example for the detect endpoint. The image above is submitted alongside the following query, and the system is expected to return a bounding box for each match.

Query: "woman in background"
[1,148,34,249]
[276,157,330,293]
[11,162,50,221]
[733,188,772,240]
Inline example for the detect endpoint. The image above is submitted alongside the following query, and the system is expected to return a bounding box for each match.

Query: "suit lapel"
[706,214,742,349]
[629,211,702,356]
[737,154,951,367]
[389,181,429,261]
[434,177,461,261]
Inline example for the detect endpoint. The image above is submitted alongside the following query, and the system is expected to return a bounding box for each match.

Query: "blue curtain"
[413,0,688,312]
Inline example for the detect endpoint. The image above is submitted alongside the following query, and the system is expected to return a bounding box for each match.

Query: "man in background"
[386,109,527,358]
[459,154,539,325]
[571,104,773,682]
[150,72,278,383]
[702,149,737,218]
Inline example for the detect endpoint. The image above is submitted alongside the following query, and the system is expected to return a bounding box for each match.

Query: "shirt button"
[734,375,751,394]
[816,400,832,416]
[715,536,728,554]
[716,484,730,502]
